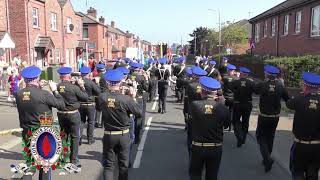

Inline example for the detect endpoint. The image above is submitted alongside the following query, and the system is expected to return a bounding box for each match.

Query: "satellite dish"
[69,24,74,32]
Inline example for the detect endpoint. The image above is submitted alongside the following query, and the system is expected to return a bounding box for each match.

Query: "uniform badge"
[205,105,214,114]
[22,91,31,101]
[196,86,202,93]
[131,76,136,81]
[59,86,65,93]
[107,98,116,108]
[228,78,232,82]
[309,99,318,110]
[268,85,275,92]
[241,81,246,87]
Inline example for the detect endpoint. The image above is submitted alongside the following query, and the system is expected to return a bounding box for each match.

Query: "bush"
[265,55,320,87]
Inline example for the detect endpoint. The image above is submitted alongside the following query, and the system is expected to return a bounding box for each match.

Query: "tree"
[188,27,209,55]
[222,25,247,49]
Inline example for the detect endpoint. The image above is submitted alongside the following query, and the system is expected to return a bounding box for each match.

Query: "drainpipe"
[26,0,31,64]
[61,6,65,64]
[276,15,280,56]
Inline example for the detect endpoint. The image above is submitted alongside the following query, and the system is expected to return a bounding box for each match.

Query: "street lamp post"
[208,9,222,64]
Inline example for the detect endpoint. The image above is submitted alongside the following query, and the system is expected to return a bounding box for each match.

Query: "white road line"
[133,117,153,169]
[151,97,159,111]
[0,137,21,152]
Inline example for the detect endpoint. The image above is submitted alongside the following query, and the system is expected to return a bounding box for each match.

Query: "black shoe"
[162,110,166,114]
[94,123,100,128]
[237,141,242,148]
[264,159,274,173]
[88,139,95,145]
[158,109,162,113]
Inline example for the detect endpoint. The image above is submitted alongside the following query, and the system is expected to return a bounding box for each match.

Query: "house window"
[284,15,289,35]
[55,49,60,63]
[49,50,53,63]
[32,8,39,28]
[264,20,268,38]
[67,17,72,33]
[51,13,57,31]
[271,18,276,36]
[255,23,260,42]
[311,5,320,37]
[295,11,302,33]
[83,26,88,38]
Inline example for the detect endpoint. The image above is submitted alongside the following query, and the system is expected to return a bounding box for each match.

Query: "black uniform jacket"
[222,75,239,100]
[255,79,289,115]
[287,92,320,141]
[232,77,256,104]
[97,91,142,131]
[155,66,170,87]
[16,85,65,130]
[189,99,231,143]
[83,77,100,102]
[57,81,88,111]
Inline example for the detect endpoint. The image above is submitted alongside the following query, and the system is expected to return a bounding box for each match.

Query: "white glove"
[48,80,57,92]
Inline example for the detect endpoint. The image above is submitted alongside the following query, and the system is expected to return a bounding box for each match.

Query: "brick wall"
[252,1,320,56]
[0,0,8,31]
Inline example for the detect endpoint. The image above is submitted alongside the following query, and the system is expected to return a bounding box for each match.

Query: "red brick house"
[0,0,15,63]
[8,0,83,69]
[249,0,320,56]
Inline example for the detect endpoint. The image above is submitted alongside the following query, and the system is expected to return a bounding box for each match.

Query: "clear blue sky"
[71,0,285,44]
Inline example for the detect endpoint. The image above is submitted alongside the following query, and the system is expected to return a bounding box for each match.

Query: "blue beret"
[200,58,208,62]
[148,59,154,64]
[80,66,91,75]
[21,66,41,79]
[239,67,251,74]
[123,58,131,63]
[57,67,72,75]
[116,67,130,75]
[199,76,221,91]
[209,60,216,65]
[302,72,320,87]
[130,62,144,69]
[159,58,167,64]
[192,66,208,76]
[104,69,124,84]
[264,65,279,76]
[186,67,193,77]
[227,64,237,71]
[96,64,106,70]
[178,57,186,63]
[223,57,229,62]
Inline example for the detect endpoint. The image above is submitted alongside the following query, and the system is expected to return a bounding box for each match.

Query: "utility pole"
[208,9,222,64]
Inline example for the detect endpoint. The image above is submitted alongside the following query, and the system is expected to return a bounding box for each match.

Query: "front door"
[36,49,44,69]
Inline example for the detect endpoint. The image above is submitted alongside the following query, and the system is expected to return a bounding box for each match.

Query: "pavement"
[0,90,295,179]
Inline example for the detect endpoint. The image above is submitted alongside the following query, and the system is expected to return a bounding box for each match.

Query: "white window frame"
[284,15,289,35]
[311,5,320,37]
[51,13,57,31]
[66,17,72,33]
[295,11,302,33]
[271,18,276,36]
[264,20,268,38]
[55,49,60,63]
[255,23,260,42]
[83,26,89,39]
[32,8,39,28]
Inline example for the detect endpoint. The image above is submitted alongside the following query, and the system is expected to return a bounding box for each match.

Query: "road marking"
[151,97,158,111]
[0,137,21,152]
[133,117,153,168]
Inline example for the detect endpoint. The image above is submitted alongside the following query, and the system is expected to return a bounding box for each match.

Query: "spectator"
[77,57,83,71]
[8,69,21,103]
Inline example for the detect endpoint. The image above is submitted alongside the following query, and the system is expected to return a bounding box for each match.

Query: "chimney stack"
[87,7,97,18]
[99,16,105,24]
[111,21,115,28]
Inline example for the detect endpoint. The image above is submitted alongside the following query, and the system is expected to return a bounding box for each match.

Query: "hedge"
[265,55,320,87]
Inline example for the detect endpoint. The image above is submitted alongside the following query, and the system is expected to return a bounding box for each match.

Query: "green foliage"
[265,55,320,87]
[222,25,248,48]
[188,27,210,55]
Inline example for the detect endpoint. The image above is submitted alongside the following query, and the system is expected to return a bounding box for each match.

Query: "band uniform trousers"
[79,104,96,142]
[95,109,102,127]
[225,98,234,130]
[189,146,222,180]
[58,112,81,164]
[129,116,135,166]
[102,133,131,180]
[143,92,148,123]
[148,79,157,102]
[176,79,184,102]
[290,143,320,180]
[158,81,168,111]
[134,97,144,143]
[233,102,253,144]
[255,115,279,164]
[21,129,51,180]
